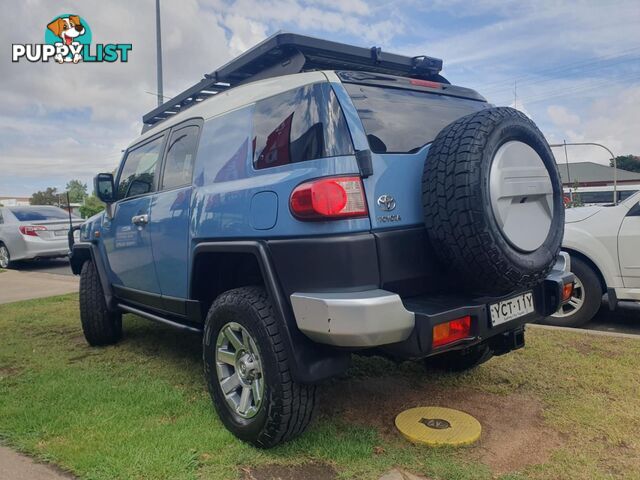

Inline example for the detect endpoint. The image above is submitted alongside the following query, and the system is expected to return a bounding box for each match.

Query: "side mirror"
[94,173,115,204]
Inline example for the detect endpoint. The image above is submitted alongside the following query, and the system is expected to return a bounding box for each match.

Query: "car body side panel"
[563,207,627,289]
[618,199,640,288]
[101,196,161,293]
[192,156,369,239]
[148,186,193,299]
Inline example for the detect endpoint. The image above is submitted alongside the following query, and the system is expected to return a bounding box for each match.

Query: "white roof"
[130,70,333,149]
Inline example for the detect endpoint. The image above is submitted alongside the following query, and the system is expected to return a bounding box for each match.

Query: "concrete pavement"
[0,269,78,304]
[0,447,73,480]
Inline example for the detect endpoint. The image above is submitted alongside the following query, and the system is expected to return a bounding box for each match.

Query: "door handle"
[131,214,149,226]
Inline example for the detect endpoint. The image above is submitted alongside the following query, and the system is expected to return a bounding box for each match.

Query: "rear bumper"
[10,236,70,261]
[291,253,573,356]
[290,289,414,347]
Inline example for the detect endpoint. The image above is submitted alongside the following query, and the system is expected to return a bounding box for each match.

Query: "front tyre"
[203,287,316,448]
[79,260,122,346]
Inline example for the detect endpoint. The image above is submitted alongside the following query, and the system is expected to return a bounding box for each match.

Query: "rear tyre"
[0,243,12,269]
[423,107,564,296]
[79,260,122,346]
[203,287,316,448]
[424,344,493,372]
[542,256,602,327]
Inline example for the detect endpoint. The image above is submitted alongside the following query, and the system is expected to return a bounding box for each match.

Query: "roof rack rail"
[142,32,444,131]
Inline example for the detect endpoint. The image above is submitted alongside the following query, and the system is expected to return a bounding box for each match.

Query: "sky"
[1,0,639,197]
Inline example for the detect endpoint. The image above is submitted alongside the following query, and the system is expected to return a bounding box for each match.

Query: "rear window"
[9,206,75,221]
[344,84,487,153]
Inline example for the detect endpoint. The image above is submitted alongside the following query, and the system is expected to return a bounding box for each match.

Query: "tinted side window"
[578,191,616,204]
[619,190,638,201]
[118,135,164,200]
[162,125,200,190]
[193,106,253,186]
[253,83,354,169]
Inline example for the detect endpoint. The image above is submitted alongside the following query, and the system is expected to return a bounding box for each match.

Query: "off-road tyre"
[541,256,603,327]
[203,287,317,448]
[424,344,493,372]
[423,107,564,296]
[79,260,122,346]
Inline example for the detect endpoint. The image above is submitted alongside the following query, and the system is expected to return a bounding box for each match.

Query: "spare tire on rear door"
[422,107,564,296]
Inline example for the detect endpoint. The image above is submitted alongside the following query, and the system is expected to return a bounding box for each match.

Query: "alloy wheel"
[552,275,584,318]
[0,246,9,268]
[215,322,264,419]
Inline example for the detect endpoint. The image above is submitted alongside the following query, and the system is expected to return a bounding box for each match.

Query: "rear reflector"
[19,225,47,236]
[290,176,367,220]
[432,316,472,348]
[562,282,574,303]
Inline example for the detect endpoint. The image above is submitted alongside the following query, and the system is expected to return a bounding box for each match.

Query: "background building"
[557,162,640,204]
[0,196,30,206]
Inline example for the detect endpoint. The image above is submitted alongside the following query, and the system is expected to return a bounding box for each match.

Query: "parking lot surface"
[583,299,640,335]
[9,258,73,276]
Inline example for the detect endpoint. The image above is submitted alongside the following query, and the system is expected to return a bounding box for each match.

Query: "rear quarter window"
[253,82,354,169]
[344,83,487,153]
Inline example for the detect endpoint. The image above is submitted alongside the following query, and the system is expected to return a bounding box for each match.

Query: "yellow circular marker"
[395,407,481,446]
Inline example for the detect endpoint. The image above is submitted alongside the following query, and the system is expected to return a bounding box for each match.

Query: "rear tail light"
[432,316,472,348]
[290,176,368,220]
[19,225,47,236]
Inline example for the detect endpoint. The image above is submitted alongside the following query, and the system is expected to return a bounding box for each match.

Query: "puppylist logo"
[12,14,132,64]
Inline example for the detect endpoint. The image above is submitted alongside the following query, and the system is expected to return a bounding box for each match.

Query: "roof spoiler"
[141,32,444,132]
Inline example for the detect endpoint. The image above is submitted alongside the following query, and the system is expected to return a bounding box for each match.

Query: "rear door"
[340,77,487,230]
[148,120,201,314]
[618,197,640,288]
[102,133,166,295]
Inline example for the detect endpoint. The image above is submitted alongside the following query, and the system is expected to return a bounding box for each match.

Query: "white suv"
[544,191,640,327]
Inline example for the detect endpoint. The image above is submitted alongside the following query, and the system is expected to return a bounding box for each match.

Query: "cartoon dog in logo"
[47,15,85,63]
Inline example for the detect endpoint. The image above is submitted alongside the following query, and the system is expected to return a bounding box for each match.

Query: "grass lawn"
[1,294,639,480]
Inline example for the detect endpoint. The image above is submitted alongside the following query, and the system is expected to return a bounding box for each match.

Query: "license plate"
[54,230,67,236]
[489,292,534,327]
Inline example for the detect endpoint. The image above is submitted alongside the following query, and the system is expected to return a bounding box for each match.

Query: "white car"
[0,206,82,268]
[544,191,640,326]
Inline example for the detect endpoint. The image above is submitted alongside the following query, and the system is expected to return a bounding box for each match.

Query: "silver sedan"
[0,206,83,268]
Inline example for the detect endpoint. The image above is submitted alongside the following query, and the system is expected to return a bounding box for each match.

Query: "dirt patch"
[0,366,22,378]
[320,376,563,474]
[241,462,336,480]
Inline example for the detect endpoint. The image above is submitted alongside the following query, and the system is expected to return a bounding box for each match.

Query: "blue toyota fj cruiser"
[70,33,573,447]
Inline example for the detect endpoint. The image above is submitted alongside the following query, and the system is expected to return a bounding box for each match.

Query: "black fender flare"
[70,242,116,311]
[191,241,350,384]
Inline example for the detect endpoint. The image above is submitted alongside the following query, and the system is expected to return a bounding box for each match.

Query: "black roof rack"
[142,32,444,131]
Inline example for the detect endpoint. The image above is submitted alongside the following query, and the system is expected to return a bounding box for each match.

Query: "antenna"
[155,0,163,107]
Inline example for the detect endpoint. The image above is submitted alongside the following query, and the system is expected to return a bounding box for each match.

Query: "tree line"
[29,180,104,218]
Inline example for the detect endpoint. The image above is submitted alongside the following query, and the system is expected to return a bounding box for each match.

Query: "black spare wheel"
[422,107,564,296]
